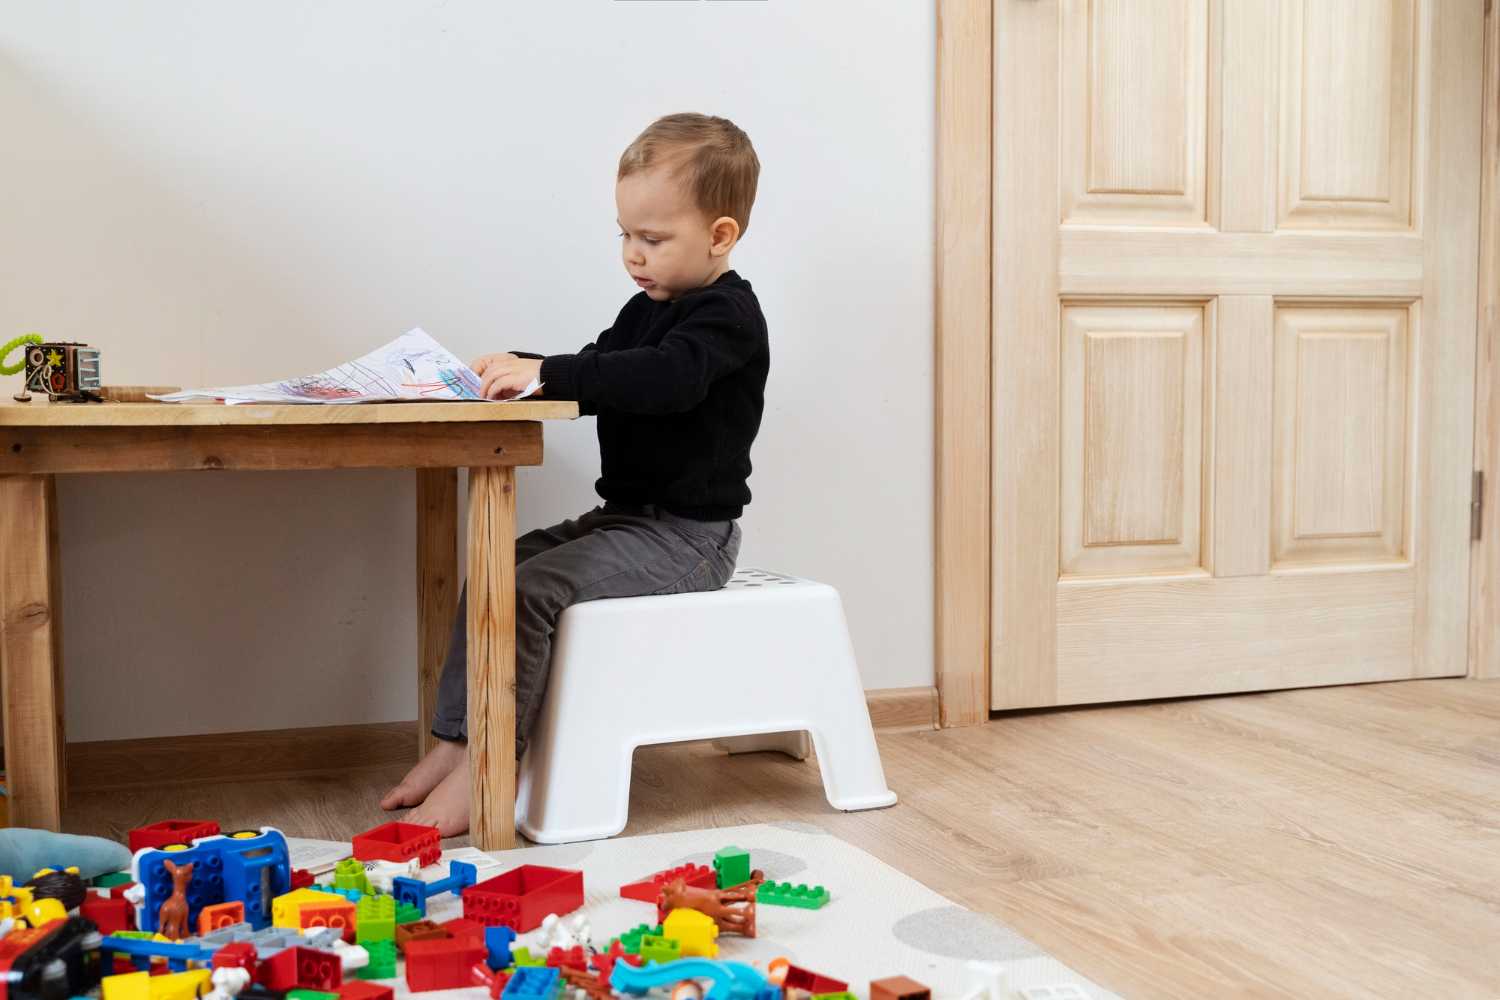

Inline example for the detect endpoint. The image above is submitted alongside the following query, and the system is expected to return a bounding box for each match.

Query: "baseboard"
[65,722,419,793]
[865,686,940,733]
[57,687,936,791]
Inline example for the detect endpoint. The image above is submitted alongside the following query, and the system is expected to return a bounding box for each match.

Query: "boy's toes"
[379,783,426,811]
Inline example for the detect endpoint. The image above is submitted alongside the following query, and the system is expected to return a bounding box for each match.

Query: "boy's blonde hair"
[619,113,760,234]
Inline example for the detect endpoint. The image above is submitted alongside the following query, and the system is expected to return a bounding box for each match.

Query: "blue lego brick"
[502,966,560,1000]
[130,828,292,933]
[390,860,479,918]
[485,925,517,970]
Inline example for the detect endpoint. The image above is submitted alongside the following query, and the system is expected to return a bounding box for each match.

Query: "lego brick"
[484,925,517,970]
[273,889,337,929]
[661,908,718,958]
[258,946,342,992]
[869,977,931,1000]
[300,900,357,942]
[404,937,487,992]
[618,863,716,903]
[95,872,135,889]
[636,935,680,964]
[290,869,316,891]
[756,882,829,910]
[1017,989,1089,1000]
[782,965,847,996]
[132,828,291,933]
[501,966,560,1000]
[198,900,246,936]
[473,965,515,1000]
[712,847,750,890]
[336,981,395,1000]
[128,821,222,855]
[81,891,135,936]
[811,994,859,1000]
[212,942,258,972]
[394,920,448,952]
[355,896,395,945]
[510,947,546,968]
[610,923,661,955]
[353,940,397,981]
[441,917,486,941]
[287,991,341,1000]
[351,822,442,869]
[461,865,584,932]
[394,902,423,925]
[544,946,588,972]
[332,859,372,898]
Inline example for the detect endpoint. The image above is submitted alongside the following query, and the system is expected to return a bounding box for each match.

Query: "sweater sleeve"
[537,293,758,414]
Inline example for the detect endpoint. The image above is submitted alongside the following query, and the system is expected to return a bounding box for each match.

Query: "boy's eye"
[643,238,661,246]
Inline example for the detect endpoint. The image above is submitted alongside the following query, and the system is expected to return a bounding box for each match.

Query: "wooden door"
[992,0,1484,709]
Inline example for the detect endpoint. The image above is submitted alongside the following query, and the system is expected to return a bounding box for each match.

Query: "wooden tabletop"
[0,399,580,426]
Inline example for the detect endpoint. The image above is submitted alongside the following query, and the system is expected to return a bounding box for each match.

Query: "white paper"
[284,837,354,874]
[438,846,505,872]
[151,329,537,404]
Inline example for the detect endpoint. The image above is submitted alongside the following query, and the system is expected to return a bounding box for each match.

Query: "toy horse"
[158,859,195,940]
[659,876,757,937]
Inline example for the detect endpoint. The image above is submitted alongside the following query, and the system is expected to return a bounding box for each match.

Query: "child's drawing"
[154,329,520,404]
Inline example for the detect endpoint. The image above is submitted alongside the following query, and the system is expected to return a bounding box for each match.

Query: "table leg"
[0,474,62,830]
[416,468,459,762]
[466,466,516,850]
[45,474,66,809]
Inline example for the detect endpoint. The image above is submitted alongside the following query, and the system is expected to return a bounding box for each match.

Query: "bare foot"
[403,746,471,836]
[381,739,466,811]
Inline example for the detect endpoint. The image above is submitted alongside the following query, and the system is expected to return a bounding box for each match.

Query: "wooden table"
[0,398,578,851]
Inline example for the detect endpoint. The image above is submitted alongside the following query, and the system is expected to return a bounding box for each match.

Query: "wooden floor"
[65,678,1500,1000]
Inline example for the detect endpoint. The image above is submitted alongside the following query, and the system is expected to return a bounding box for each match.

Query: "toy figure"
[158,859,195,940]
[659,877,756,937]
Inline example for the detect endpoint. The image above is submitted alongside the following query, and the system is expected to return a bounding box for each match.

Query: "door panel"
[992,0,1482,708]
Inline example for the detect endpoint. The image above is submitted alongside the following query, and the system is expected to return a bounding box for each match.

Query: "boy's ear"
[709,216,740,258]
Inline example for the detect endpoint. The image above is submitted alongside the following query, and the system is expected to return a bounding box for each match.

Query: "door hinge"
[1474,470,1486,542]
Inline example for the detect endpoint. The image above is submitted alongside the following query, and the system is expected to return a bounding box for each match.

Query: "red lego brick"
[258,946,342,992]
[351,822,442,869]
[471,964,513,1000]
[80,891,134,936]
[290,868,316,890]
[127,820,222,854]
[403,938,487,993]
[545,947,588,972]
[783,965,847,996]
[461,865,583,932]
[869,977,931,1000]
[213,942,257,973]
[337,982,394,1000]
[440,917,486,941]
[619,863,716,903]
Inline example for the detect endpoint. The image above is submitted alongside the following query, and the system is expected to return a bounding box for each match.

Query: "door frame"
[935,0,1499,715]
[934,0,992,727]
[1472,0,1500,679]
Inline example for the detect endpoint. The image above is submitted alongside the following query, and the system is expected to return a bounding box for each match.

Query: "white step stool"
[515,568,899,843]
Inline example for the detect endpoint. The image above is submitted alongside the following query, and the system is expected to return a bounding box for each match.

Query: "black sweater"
[532,271,768,521]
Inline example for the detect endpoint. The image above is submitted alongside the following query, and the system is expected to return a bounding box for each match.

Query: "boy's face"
[616,164,737,302]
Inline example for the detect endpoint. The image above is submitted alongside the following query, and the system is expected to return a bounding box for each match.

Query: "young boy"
[381,113,768,835]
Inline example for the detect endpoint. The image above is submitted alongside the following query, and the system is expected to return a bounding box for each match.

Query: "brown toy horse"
[659,876,757,937]
[157,859,195,941]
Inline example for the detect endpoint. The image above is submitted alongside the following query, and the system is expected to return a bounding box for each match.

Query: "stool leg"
[415,468,459,762]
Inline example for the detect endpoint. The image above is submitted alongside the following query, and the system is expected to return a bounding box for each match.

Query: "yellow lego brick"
[101,972,153,1000]
[271,887,337,929]
[663,908,719,958]
[148,970,212,1000]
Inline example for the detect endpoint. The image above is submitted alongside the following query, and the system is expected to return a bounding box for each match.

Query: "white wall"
[0,1,936,743]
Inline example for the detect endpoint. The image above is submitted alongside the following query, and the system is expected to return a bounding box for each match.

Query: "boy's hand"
[471,353,544,400]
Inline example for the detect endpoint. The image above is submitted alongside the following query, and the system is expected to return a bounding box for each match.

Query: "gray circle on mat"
[515,841,596,866]
[670,849,808,881]
[767,822,831,836]
[892,906,1045,961]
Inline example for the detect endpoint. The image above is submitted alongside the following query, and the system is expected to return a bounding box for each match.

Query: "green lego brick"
[356,894,395,943]
[511,946,547,968]
[111,930,156,940]
[756,881,830,909]
[712,846,751,889]
[355,939,397,980]
[638,935,681,965]
[287,991,341,1000]
[394,902,424,924]
[93,872,133,888]
[811,994,858,1000]
[612,923,662,955]
[333,858,373,896]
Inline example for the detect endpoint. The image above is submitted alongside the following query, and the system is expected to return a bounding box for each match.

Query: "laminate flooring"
[63,678,1500,1000]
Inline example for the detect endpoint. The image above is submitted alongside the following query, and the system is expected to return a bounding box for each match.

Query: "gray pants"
[432,502,742,758]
